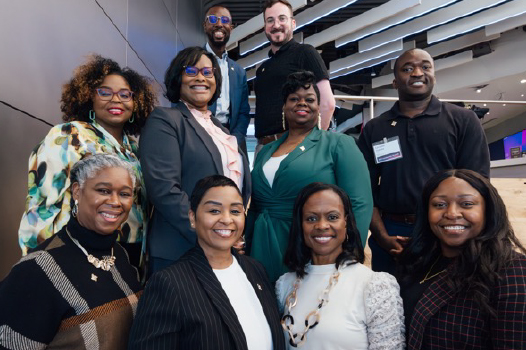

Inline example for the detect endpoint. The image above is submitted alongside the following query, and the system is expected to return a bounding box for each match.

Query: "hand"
[378,235,409,257]
[233,237,246,255]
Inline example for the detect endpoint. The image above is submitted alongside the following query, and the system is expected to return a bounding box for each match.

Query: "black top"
[254,39,329,138]
[0,218,141,349]
[399,255,453,332]
[357,95,490,214]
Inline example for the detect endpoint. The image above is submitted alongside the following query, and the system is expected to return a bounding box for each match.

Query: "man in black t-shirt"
[254,0,335,150]
[357,48,490,274]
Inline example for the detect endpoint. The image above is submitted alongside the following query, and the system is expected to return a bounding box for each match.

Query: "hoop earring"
[72,200,79,218]
[128,113,135,123]
[89,110,96,121]
[318,113,322,129]
[282,111,286,130]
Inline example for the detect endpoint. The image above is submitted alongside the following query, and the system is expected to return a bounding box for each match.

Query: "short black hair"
[263,0,293,17]
[190,175,241,213]
[282,71,321,104]
[284,182,365,278]
[164,46,222,104]
[392,48,433,78]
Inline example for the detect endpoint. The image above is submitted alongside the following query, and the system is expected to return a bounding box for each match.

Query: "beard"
[265,27,293,47]
[207,28,230,48]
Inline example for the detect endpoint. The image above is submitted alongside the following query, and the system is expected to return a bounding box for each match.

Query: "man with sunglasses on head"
[204,5,251,156]
[254,0,335,153]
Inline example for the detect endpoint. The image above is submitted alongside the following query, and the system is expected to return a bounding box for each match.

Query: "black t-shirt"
[254,39,329,138]
[357,96,490,214]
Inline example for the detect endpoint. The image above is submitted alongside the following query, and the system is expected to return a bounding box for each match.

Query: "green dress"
[246,127,373,283]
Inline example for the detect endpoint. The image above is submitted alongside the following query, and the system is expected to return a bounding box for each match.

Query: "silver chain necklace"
[66,228,116,271]
[281,268,341,347]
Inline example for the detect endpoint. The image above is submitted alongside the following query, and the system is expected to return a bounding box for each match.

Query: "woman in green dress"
[246,71,373,283]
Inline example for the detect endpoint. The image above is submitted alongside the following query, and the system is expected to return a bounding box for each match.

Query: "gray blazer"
[139,102,251,262]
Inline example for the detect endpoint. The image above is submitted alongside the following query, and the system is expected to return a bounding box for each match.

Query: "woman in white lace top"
[276,182,405,349]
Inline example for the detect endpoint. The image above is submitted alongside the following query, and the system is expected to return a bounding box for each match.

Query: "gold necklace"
[66,228,116,271]
[281,268,340,347]
[420,256,446,284]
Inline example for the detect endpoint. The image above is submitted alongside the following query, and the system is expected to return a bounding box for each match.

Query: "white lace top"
[276,263,405,350]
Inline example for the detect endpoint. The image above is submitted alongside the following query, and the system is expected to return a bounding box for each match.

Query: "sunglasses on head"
[183,66,215,78]
[206,15,231,25]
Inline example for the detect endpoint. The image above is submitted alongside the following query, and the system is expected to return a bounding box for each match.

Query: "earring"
[318,113,322,129]
[128,113,135,124]
[89,110,96,121]
[282,111,286,130]
[72,200,78,218]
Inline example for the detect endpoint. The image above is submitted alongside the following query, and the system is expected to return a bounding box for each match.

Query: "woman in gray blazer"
[129,175,284,350]
[139,47,251,275]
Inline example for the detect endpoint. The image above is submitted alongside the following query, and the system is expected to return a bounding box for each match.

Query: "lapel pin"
[299,146,305,151]
[231,67,234,71]
[91,273,98,282]
[391,121,397,126]
[262,68,265,72]
[257,283,262,290]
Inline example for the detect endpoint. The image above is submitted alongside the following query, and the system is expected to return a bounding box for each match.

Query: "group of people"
[1,0,525,349]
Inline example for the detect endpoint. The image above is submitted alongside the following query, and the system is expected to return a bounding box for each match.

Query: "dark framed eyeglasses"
[183,66,215,78]
[95,88,134,102]
[206,15,231,25]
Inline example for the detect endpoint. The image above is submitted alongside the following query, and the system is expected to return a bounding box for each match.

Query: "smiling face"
[180,54,216,112]
[204,6,232,49]
[72,167,134,235]
[283,85,319,130]
[393,49,435,101]
[428,177,486,257]
[264,2,296,50]
[302,190,347,265]
[189,186,245,257]
[92,74,134,134]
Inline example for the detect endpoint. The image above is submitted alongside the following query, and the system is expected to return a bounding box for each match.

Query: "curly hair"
[281,70,320,105]
[164,47,221,105]
[284,182,365,278]
[61,54,157,135]
[398,169,526,316]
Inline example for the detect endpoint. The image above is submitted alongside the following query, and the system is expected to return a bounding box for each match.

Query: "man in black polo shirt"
[357,48,490,274]
[254,0,335,149]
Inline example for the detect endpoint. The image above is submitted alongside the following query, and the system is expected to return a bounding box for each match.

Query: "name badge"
[372,136,403,164]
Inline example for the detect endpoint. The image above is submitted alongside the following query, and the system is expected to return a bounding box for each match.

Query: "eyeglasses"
[206,15,231,25]
[95,88,134,102]
[183,66,215,78]
[265,15,291,26]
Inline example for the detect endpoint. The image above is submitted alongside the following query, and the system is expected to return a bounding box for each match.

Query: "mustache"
[271,28,284,34]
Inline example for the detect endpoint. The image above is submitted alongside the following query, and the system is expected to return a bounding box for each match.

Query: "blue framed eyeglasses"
[183,66,215,78]
[206,15,231,25]
[95,88,134,102]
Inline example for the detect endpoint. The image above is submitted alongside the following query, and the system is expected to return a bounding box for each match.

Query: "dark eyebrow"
[432,194,477,199]
[94,182,133,191]
[203,200,222,206]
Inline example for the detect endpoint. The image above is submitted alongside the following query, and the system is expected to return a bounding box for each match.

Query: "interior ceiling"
[204,0,526,130]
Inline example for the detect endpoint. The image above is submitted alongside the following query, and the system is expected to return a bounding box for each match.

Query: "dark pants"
[369,217,414,275]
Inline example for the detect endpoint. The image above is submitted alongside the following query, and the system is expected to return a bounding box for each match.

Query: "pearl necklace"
[281,268,340,347]
[66,228,116,271]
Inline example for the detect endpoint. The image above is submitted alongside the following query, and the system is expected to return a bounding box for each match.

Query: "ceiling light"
[483,103,487,106]
[521,79,526,84]
[476,89,481,93]
[503,104,506,106]
[521,94,525,97]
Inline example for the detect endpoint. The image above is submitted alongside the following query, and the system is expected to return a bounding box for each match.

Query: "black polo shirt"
[357,95,490,214]
[254,39,329,138]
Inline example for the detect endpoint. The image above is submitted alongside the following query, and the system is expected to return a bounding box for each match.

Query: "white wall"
[0,0,205,279]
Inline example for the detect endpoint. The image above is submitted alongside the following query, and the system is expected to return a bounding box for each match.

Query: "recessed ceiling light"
[521,79,526,84]
[476,89,481,93]
[483,103,487,106]
[503,104,506,106]
[522,94,525,97]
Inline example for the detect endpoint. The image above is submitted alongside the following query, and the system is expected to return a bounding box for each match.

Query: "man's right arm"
[357,125,405,256]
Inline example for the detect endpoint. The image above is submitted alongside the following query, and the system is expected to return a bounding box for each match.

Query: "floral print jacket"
[18,121,147,255]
